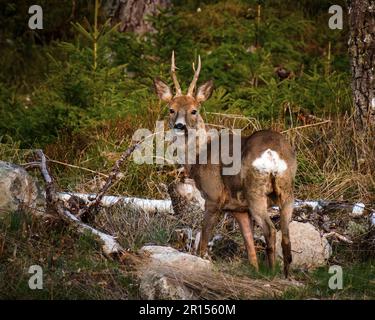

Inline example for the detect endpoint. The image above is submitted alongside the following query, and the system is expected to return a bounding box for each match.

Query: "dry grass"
[96,203,181,250]
[1,113,374,299]
[136,264,300,300]
[30,113,374,206]
[285,116,375,203]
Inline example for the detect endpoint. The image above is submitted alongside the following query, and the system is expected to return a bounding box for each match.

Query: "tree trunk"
[348,0,375,128]
[105,0,170,34]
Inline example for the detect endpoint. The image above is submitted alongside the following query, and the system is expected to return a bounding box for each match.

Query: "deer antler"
[171,51,182,97]
[187,55,201,96]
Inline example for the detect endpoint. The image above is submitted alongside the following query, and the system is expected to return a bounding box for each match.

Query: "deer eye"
[169,108,175,114]
[191,110,197,115]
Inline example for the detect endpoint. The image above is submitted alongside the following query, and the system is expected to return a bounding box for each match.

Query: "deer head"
[154,51,214,136]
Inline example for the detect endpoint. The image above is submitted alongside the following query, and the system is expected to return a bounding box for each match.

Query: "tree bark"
[105,0,170,34]
[348,0,375,128]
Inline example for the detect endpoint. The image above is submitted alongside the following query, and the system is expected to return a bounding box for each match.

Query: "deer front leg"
[198,201,220,257]
[233,211,259,271]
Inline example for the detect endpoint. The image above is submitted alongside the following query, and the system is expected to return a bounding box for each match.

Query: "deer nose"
[174,123,186,130]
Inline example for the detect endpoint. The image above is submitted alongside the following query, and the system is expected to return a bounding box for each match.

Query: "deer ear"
[154,78,173,102]
[196,80,214,103]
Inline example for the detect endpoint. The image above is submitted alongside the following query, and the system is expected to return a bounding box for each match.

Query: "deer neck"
[183,114,208,177]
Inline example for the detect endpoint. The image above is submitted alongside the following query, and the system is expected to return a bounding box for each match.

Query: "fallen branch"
[323,232,353,244]
[35,149,124,256]
[271,199,374,218]
[81,143,140,220]
[63,209,123,255]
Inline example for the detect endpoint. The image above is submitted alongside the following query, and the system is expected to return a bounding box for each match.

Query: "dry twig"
[281,120,332,133]
[81,143,139,220]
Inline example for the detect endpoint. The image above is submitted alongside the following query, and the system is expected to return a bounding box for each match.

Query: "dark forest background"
[0,0,349,146]
[0,0,374,300]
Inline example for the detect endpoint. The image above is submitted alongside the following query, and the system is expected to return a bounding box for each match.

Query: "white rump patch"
[252,149,287,174]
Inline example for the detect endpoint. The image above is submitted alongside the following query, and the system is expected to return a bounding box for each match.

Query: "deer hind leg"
[279,195,294,278]
[233,211,259,271]
[248,195,276,270]
[198,201,220,257]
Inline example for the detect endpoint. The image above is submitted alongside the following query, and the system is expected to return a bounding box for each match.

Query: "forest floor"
[0,116,374,300]
[0,204,374,299]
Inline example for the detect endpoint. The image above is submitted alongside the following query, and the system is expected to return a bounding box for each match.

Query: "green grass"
[1,205,375,299]
[0,210,138,299]
[282,263,375,299]
[214,255,375,300]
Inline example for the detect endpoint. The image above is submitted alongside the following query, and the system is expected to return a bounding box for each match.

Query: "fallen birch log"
[36,150,125,256]
[58,190,375,224]
[58,192,173,214]
[270,199,374,220]
[62,209,123,255]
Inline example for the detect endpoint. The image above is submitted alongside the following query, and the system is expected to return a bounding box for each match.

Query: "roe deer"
[153,52,297,277]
